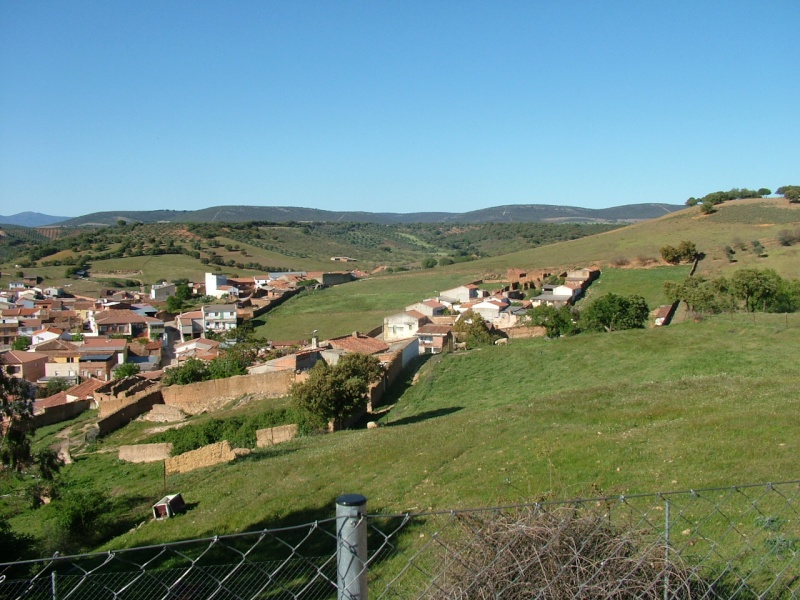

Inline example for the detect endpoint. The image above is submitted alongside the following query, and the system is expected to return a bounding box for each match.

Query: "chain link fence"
[2,480,799,599]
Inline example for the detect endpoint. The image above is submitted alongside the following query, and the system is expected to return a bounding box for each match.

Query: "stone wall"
[119,443,173,463]
[503,325,546,339]
[161,371,295,415]
[96,388,164,436]
[33,400,90,429]
[165,440,236,475]
[367,350,404,411]
[98,382,162,418]
[256,424,299,447]
[95,376,153,405]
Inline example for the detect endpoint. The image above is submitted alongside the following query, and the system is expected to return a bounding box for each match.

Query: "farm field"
[7,312,800,552]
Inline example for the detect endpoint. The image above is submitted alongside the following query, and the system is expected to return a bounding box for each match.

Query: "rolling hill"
[55,203,684,227]
[0,212,69,227]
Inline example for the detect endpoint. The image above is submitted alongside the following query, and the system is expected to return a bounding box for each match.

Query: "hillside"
[256,198,800,340]
[0,212,69,227]
[10,313,798,552]
[55,203,684,227]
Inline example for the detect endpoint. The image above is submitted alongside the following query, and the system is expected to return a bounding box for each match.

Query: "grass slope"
[13,313,797,551]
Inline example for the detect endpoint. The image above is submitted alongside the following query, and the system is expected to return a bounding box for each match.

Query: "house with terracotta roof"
[415,324,454,355]
[32,377,104,423]
[174,337,221,362]
[89,310,164,340]
[1,350,48,383]
[405,299,447,317]
[250,348,322,373]
[176,310,204,342]
[31,326,68,347]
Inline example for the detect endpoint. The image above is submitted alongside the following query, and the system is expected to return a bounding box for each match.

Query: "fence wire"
[2,480,800,599]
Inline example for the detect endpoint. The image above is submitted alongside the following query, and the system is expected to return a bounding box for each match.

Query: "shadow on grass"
[385,406,464,427]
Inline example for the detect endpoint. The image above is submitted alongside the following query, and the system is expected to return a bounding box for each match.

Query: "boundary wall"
[119,443,173,463]
[33,400,90,429]
[165,441,236,475]
[161,371,295,415]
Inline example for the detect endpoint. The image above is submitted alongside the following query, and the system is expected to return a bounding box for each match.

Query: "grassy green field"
[9,312,800,552]
[578,265,692,308]
[254,270,472,340]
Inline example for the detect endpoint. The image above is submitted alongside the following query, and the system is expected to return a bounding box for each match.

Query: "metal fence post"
[664,497,670,600]
[336,494,368,600]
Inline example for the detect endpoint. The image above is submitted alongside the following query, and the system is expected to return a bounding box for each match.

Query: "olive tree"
[291,353,384,429]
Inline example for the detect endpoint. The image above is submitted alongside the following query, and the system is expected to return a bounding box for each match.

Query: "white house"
[150,281,176,301]
[439,284,481,304]
[201,304,238,334]
[383,311,430,342]
[206,273,228,298]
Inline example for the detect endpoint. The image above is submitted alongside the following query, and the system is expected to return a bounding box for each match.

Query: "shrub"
[434,507,698,599]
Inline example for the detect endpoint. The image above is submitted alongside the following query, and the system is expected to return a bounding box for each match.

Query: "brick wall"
[165,440,236,475]
[119,443,173,463]
[161,371,295,415]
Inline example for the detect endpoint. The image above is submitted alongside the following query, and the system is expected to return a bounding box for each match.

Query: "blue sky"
[1,1,798,217]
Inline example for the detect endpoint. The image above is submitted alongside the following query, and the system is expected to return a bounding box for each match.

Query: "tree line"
[664,268,800,315]
[685,185,799,215]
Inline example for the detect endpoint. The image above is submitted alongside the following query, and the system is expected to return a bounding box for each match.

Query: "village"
[0,265,610,467]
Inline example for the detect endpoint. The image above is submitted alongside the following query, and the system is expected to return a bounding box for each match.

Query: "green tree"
[114,362,141,379]
[676,240,698,262]
[421,257,437,269]
[162,358,211,386]
[660,245,681,264]
[526,305,576,338]
[11,336,31,351]
[37,377,70,399]
[208,350,250,379]
[175,282,192,302]
[579,294,649,332]
[660,241,697,264]
[777,185,800,203]
[729,268,781,312]
[1,367,35,474]
[664,276,733,315]
[291,353,383,428]
[453,310,495,348]
[165,295,184,313]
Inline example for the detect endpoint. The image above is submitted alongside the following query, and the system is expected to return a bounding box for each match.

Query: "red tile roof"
[1,350,48,364]
[328,333,389,355]
[66,378,107,400]
[34,391,68,411]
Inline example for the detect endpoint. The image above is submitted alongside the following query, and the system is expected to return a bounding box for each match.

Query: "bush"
[434,507,698,599]
[147,408,299,454]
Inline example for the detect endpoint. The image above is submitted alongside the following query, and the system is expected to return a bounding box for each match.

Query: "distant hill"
[0,212,70,227]
[56,203,684,227]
